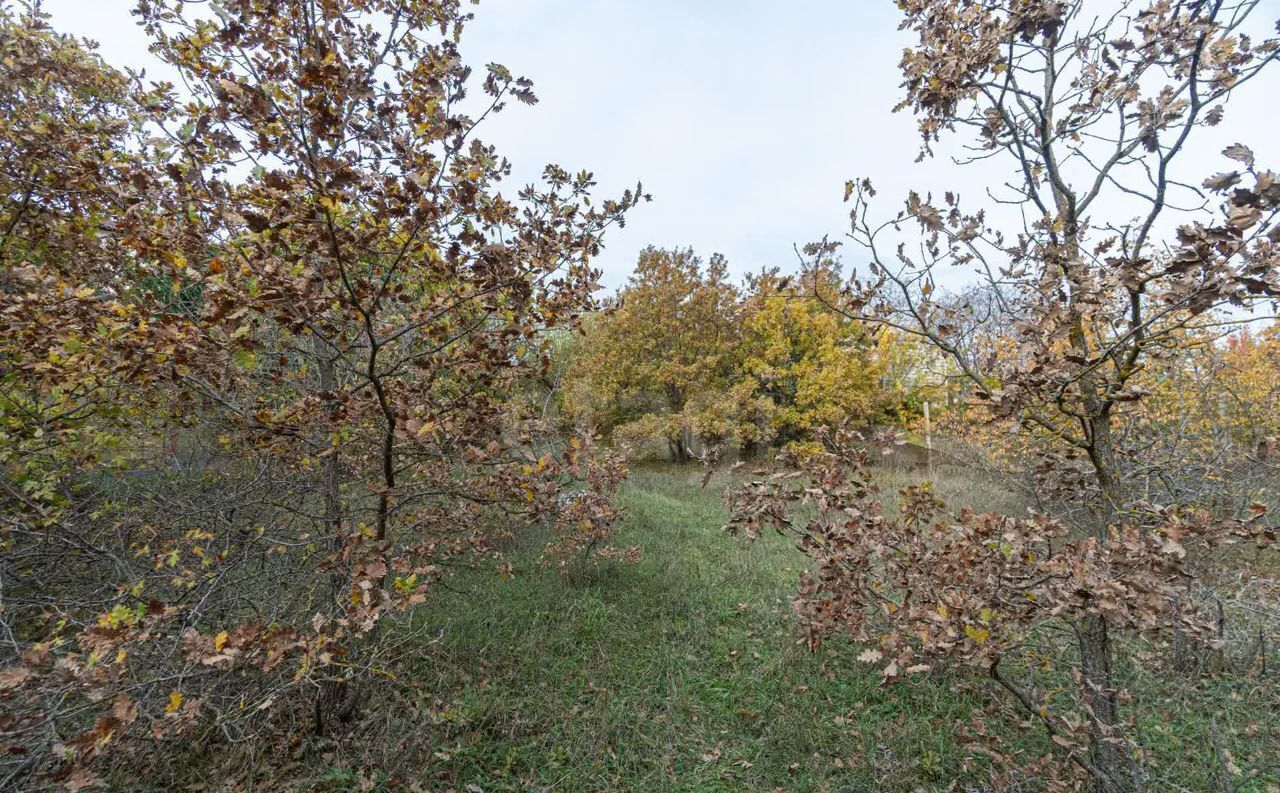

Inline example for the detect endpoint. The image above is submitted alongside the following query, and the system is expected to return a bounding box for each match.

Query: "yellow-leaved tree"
[563,247,739,460]
[564,256,891,460]
[734,267,882,454]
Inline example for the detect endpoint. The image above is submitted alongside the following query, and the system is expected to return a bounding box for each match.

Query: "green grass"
[298,464,1278,793]
[322,465,1004,792]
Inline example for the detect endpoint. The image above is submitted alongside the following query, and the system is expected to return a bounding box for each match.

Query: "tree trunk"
[313,343,345,601]
[1078,614,1128,793]
[666,384,692,462]
[1079,412,1132,791]
[1086,412,1123,526]
[312,340,357,735]
[669,427,694,462]
[313,673,361,736]
[672,438,692,463]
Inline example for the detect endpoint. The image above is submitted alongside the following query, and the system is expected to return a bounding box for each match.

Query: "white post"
[923,400,933,476]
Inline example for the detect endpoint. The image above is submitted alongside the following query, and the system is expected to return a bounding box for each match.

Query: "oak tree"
[745,1,1280,789]
[0,1,642,787]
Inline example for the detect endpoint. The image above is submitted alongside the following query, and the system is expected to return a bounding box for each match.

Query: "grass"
[369,465,996,792]
[286,463,1278,793]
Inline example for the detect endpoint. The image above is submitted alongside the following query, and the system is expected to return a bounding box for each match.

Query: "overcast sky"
[40,0,1280,292]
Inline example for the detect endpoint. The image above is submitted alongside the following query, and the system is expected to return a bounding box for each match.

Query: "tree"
[1099,324,1280,515]
[0,14,202,787]
[727,427,1274,791]
[564,246,738,461]
[736,266,882,452]
[0,3,174,533]
[565,254,892,461]
[0,1,642,786]
[744,1,1280,789]
[1215,326,1280,449]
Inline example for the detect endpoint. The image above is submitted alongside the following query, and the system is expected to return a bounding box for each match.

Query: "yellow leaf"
[214,631,229,652]
[165,691,183,713]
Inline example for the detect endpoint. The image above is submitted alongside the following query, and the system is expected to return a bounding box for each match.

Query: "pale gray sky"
[40,0,1280,291]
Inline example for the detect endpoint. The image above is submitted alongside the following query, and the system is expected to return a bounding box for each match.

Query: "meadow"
[284,465,1278,793]
[6,2,1280,790]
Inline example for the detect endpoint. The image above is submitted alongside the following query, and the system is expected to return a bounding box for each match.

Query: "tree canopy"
[562,249,897,460]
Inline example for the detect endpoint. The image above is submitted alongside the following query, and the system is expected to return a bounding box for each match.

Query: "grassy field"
[296,464,1278,793]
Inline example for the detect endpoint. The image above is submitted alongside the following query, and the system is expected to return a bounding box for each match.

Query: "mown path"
[300,466,1266,792]
[374,467,983,792]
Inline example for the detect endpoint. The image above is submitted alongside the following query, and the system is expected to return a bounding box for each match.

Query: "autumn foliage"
[0,1,640,788]
[2,0,1279,790]
[725,0,1280,790]
[726,427,1276,785]
[562,250,900,461]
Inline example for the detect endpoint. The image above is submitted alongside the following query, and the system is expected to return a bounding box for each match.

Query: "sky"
[39,0,1280,293]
